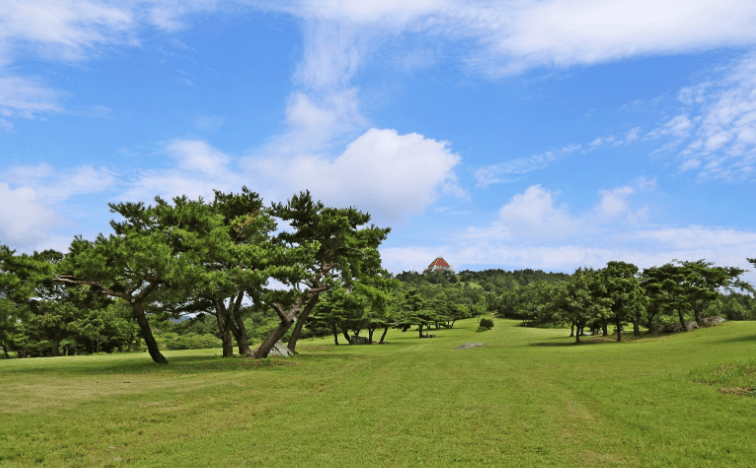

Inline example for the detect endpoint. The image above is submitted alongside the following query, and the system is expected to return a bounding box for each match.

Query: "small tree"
[593,261,645,342]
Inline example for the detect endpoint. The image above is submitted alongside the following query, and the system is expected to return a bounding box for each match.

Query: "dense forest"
[2,187,755,361]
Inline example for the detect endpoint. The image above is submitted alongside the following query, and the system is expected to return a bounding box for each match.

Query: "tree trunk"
[233,315,250,355]
[633,317,640,336]
[693,308,702,324]
[368,328,375,343]
[616,321,622,342]
[251,318,293,358]
[126,333,134,352]
[575,330,581,344]
[677,309,689,332]
[332,324,339,346]
[227,291,250,355]
[379,325,389,344]
[341,326,351,343]
[51,337,60,357]
[602,322,608,336]
[287,296,319,353]
[132,302,168,364]
[1,342,9,359]
[418,323,424,338]
[570,323,574,337]
[214,305,234,357]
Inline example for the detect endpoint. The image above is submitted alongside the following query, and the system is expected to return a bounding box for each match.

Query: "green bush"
[479,318,494,330]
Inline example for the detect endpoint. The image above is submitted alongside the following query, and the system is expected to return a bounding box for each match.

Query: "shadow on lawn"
[0,353,300,376]
[529,334,656,346]
[718,334,756,344]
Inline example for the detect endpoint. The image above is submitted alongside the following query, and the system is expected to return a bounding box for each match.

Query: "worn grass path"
[1,319,755,467]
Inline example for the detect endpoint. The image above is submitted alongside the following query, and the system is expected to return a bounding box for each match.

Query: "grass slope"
[1,319,755,467]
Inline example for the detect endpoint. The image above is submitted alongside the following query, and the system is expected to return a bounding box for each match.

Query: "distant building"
[424,256,454,274]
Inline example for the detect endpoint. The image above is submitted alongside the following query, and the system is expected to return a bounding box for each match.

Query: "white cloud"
[120,139,242,202]
[244,127,462,223]
[270,0,756,76]
[0,183,62,248]
[646,54,756,179]
[115,130,461,223]
[595,186,634,220]
[475,144,581,187]
[165,139,232,176]
[0,0,220,121]
[0,75,61,118]
[2,163,115,201]
[497,185,580,240]
[0,164,116,249]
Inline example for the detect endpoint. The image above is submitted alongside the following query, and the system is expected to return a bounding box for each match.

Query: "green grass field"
[2,319,755,467]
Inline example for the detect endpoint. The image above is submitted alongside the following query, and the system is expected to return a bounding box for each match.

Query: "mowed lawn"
[1,319,756,467]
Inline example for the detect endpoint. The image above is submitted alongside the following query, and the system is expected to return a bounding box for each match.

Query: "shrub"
[479,318,494,330]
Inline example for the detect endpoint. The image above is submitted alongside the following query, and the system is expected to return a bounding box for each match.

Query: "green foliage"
[642,259,748,330]
[479,317,494,330]
[592,261,646,340]
[496,281,566,326]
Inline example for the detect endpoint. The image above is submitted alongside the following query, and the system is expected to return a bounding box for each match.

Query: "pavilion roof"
[426,256,451,269]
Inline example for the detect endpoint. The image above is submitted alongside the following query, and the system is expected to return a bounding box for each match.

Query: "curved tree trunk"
[214,303,234,357]
[132,302,168,364]
[341,326,351,343]
[677,309,689,331]
[379,325,389,344]
[287,296,320,353]
[332,323,339,346]
[251,318,293,358]
[228,291,250,355]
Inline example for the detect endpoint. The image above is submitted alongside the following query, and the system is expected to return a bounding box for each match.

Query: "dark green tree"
[593,261,645,341]
[251,191,390,358]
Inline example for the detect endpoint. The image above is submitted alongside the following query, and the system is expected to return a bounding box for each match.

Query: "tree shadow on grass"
[717,334,756,344]
[0,353,300,376]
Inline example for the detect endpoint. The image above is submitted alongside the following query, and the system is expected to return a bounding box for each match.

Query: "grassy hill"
[1,319,755,467]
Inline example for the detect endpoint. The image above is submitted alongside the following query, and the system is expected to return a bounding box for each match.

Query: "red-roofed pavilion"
[424,256,454,273]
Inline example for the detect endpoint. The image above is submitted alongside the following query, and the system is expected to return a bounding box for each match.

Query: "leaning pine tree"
[250,191,390,358]
[54,198,222,364]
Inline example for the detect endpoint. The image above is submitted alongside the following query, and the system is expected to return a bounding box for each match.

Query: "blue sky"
[2,1,756,279]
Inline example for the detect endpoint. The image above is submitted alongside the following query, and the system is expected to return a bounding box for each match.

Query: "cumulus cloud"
[115,130,461,224]
[0,183,62,248]
[244,127,462,223]
[468,179,654,244]
[0,164,116,248]
[2,163,115,201]
[497,185,580,239]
